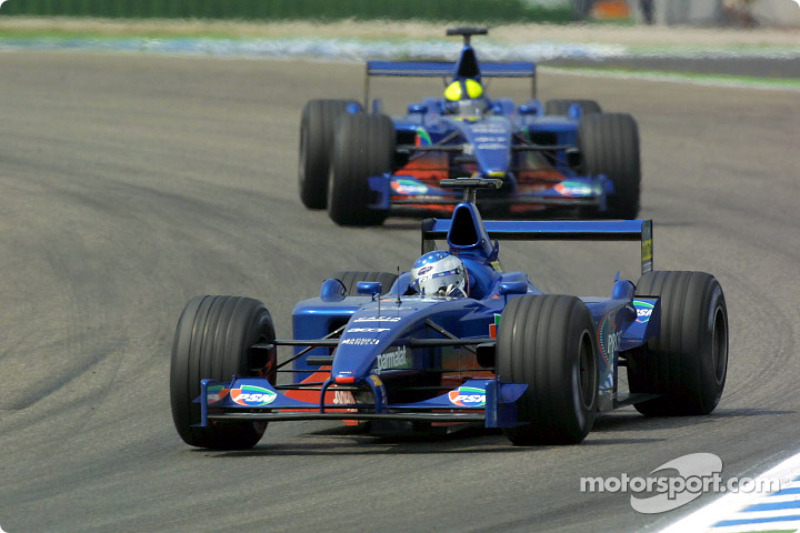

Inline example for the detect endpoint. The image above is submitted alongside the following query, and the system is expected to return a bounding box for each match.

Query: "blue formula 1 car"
[298,27,641,227]
[170,179,728,449]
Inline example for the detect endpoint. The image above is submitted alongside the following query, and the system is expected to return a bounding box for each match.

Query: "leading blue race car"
[170,178,728,449]
[298,27,641,226]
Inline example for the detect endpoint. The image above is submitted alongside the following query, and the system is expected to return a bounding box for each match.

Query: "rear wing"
[364,60,537,107]
[421,218,654,274]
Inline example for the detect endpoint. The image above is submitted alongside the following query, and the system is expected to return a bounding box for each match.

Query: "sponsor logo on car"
[415,127,432,147]
[332,390,355,405]
[606,331,622,357]
[642,238,653,263]
[347,327,390,333]
[341,338,381,346]
[476,142,507,151]
[374,347,411,372]
[417,265,433,276]
[597,313,620,364]
[353,316,402,323]
[448,385,486,407]
[555,181,593,197]
[489,313,501,338]
[231,385,277,407]
[641,222,653,270]
[392,179,429,195]
[634,300,655,323]
[206,384,229,404]
[471,122,506,134]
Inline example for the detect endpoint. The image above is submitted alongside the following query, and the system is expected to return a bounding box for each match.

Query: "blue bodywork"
[197,196,661,431]
[348,34,612,216]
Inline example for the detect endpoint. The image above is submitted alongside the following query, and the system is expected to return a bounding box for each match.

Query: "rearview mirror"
[320,279,347,302]
[357,281,382,297]
[499,281,527,295]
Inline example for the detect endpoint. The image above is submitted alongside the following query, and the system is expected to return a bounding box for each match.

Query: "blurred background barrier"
[0,0,576,23]
[0,0,797,27]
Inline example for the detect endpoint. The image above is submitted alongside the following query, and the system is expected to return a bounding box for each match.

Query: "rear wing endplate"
[364,60,537,107]
[421,219,654,274]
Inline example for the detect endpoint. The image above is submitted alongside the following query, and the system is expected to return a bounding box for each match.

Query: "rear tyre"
[170,295,277,449]
[627,271,728,416]
[334,271,399,296]
[328,113,395,226]
[299,99,360,209]
[578,113,641,219]
[496,295,598,445]
[545,99,602,116]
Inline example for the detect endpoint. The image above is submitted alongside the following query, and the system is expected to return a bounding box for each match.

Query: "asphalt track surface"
[0,51,799,533]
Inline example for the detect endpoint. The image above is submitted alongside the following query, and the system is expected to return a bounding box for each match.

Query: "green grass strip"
[543,65,800,91]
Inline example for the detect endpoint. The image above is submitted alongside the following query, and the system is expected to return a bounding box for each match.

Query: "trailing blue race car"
[298,27,641,226]
[170,179,728,448]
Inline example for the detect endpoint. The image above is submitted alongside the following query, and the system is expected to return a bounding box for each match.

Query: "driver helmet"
[410,251,468,297]
[444,79,485,118]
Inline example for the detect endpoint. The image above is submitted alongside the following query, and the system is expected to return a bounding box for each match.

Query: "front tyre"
[328,113,394,226]
[170,295,277,449]
[299,99,360,210]
[496,295,598,445]
[578,113,641,219]
[627,271,728,416]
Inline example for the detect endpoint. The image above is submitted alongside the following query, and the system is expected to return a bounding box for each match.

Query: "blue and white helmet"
[410,251,467,297]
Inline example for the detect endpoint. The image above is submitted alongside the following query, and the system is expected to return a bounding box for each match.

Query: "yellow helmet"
[444,79,483,101]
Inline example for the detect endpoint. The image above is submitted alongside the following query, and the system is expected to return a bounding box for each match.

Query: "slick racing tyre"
[328,113,395,226]
[170,295,277,449]
[545,99,602,116]
[496,295,599,445]
[627,271,728,416]
[299,99,360,210]
[334,271,399,296]
[578,112,641,219]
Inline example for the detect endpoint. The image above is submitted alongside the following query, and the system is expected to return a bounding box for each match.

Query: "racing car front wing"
[368,173,612,212]
[196,376,528,429]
